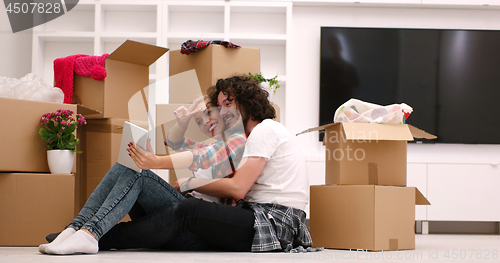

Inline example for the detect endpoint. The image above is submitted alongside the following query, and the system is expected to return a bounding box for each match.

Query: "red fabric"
[54,53,109,104]
[54,54,88,104]
[74,54,109,81]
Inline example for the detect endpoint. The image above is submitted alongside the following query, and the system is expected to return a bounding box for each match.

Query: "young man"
[50,76,313,253]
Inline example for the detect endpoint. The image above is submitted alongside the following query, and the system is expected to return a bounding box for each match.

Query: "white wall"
[0,4,32,78]
[287,5,500,187]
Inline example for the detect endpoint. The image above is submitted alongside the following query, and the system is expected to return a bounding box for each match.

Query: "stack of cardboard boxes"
[299,122,435,251]
[0,98,77,246]
[0,40,168,246]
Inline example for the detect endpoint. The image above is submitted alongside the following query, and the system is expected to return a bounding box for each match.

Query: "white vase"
[47,150,74,174]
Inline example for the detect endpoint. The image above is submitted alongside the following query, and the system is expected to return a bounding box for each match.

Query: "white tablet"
[117,121,149,172]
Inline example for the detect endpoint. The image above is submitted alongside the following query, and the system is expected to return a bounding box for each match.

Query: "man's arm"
[179,156,266,200]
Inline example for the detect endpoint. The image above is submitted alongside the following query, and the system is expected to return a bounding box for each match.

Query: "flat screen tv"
[320,26,500,144]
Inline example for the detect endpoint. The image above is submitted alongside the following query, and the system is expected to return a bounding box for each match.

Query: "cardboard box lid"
[297,122,436,141]
[76,104,102,117]
[415,187,431,205]
[107,40,169,66]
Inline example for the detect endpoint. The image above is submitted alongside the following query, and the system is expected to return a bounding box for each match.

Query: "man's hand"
[128,138,158,170]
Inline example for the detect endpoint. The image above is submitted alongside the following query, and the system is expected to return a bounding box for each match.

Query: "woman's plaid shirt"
[166,132,246,179]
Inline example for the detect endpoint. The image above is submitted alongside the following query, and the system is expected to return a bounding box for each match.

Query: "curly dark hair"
[207,75,276,123]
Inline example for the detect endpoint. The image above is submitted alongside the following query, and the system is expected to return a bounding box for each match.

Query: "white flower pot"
[47,150,74,174]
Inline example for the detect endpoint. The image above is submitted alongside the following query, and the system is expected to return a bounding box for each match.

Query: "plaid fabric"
[180,40,240,55]
[245,202,313,252]
[166,133,246,179]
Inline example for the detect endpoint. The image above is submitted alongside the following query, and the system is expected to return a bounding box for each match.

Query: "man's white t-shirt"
[242,119,309,211]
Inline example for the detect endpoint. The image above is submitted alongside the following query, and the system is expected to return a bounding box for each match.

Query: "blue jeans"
[69,163,184,240]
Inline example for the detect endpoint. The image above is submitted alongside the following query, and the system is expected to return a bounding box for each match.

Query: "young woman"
[39,98,246,255]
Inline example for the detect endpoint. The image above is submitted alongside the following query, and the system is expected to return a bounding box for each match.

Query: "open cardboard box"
[309,184,430,251]
[169,45,260,103]
[73,40,168,119]
[298,123,436,186]
[0,97,78,173]
[0,173,75,246]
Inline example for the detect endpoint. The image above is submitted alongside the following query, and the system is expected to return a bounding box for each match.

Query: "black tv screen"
[320,27,500,144]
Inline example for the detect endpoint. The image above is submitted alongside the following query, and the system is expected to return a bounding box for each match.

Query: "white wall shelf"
[32,0,291,144]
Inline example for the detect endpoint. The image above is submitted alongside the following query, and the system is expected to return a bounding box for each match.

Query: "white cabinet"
[422,0,500,6]
[407,163,428,221]
[427,163,500,221]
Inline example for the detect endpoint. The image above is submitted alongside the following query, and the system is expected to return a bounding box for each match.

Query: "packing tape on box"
[368,163,378,185]
[85,124,124,134]
[389,239,399,251]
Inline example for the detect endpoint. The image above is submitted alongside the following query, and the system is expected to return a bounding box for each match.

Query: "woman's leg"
[99,198,255,252]
[45,164,185,254]
[78,166,185,240]
[39,163,128,253]
[68,163,130,230]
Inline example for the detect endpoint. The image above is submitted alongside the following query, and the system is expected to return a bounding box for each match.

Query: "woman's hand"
[128,138,159,170]
[173,98,202,131]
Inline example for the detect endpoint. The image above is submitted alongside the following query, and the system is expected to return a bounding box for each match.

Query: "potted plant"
[39,109,86,174]
[248,72,280,100]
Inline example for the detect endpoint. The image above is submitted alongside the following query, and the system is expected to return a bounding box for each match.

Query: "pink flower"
[57,133,61,136]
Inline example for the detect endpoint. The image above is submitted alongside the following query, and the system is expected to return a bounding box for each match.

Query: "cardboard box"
[309,185,430,251]
[0,173,75,246]
[73,40,168,119]
[169,45,260,103]
[298,123,436,186]
[0,97,78,173]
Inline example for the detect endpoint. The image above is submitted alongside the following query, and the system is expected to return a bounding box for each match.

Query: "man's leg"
[100,198,255,252]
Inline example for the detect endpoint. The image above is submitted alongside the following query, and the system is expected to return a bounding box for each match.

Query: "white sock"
[45,230,98,255]
[38,228,76,254]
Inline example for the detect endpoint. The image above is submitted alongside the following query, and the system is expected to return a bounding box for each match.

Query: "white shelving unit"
[32,0,291,124]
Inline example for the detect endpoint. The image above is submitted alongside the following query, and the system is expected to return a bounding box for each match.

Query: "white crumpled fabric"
[334,98,412,124]
[0,73,64,103]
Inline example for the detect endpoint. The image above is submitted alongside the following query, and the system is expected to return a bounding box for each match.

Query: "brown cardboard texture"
[309,185,429,251]
[73,40,168,119]
[169,70,204,106]
[297,123,436,186]
[0,173,75,246]
[0,97,77,173]
[169,45,260,103]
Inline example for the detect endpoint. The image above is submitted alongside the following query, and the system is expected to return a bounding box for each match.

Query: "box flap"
[76,104,102,117]
[342,123,414,141]
[107,40,169,66]
[415,187,430,205]
[407,124,437,140]
[296,123,340,136]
